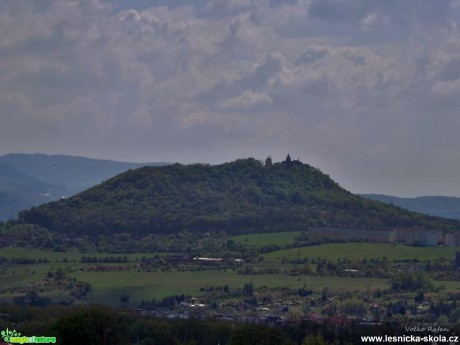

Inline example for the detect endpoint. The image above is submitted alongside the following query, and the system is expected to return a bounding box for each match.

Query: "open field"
[1,266,459,306]
[263,242,460,262]
[0,247,162,262]
[1,242,460,306]
[70,270,388,304]
[2,241,457,264]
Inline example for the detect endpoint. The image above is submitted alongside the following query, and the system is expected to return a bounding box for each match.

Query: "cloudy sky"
[2,0,460,197]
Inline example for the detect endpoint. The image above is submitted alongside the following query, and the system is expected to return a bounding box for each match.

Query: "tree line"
[3,304,456,345]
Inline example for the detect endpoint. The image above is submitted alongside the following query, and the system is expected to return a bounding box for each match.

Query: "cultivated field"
[1,240,459,306]
[263,242,460,262]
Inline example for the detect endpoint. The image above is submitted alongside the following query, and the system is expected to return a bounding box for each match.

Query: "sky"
[1,0,460,197]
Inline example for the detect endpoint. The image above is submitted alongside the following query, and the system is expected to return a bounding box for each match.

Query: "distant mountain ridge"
[362,194,460,220]
[0,153,166,220]
[0,162,68,220]
[20,157,460,236]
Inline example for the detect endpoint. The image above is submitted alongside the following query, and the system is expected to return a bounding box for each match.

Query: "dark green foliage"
[301,334,328,345]
[19,158,460,236]
[139,295,189,311]
[414,290,424,304]
[298,288,313,297]
[81,255,129,263]
[0,304,457,345]
[389,272,433,291]
[0,153,166,195]
[243,283,254,297]
[0,153,167,221]
[13,291,52,307]
[170,318,233,345]
[51,306,296,345]
[53,305,129,345]
[230,324,295,345]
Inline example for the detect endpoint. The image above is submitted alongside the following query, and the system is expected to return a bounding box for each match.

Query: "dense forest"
[0,153,166,221]
[1,304,441,345]
[19,158,460,236]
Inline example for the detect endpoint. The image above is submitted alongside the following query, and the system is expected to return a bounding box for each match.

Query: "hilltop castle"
[282,154,302,167]
[265,154,303,167]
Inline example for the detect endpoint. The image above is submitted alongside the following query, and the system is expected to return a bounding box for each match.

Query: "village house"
[445,233,460,246]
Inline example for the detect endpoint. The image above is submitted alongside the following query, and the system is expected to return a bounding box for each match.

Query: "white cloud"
[2,0,460,195]
[221,90,273,109]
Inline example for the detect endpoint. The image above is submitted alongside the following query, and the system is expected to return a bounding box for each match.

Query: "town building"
[394,229,443,246]
[308,227,444,246]
[445,233,460,246]
[308,226,395,243]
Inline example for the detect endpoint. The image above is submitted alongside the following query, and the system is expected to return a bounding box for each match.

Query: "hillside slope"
[362,194,460,220]
[20,158,460,236]
[0,153,166,195]
[0,153,166,220]
[0,163,68,220]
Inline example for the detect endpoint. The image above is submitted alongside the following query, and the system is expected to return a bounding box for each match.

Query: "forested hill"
[0,153,166,195]
[19,158,460,236]
[0,153,167,221]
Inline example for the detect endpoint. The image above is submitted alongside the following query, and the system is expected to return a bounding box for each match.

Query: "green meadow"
[1,241,459,306]
[2,235,457,264]
[0,247,161,262]
[263,242,460,262]
[3,267,459,306]
[69,271,388,305]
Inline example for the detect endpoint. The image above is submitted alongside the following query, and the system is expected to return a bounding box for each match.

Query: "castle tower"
[265,156,272,166]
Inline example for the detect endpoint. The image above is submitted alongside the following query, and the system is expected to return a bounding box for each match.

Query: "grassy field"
[1,242,460,306]
[67,271,392,305]
[1,262,459,307]
[1,268,456,306]
[0,247,164,262]
[263,242,460,262]
[2,241,457,264]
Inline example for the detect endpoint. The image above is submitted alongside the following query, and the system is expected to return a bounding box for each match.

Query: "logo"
[1,328,20,342]
[1,328,56,344]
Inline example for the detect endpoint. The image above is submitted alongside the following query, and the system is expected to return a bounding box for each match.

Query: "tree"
[230,324,294,345]
[302,334,328,345]
[414,291,424,304]
[390,272,433,291]
[341,298,367,317]
[120,294,130,304]
[53,306,128,345]
[243,283,254,297]
[55,267,66,280]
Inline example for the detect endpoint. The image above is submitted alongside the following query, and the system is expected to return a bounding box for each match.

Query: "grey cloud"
[294,46,330,65]
[243,52,285,89]
[203,0,269,18]
[2,0,460,196]
[308,0,452,29]
[220,90,273,109]
[435,56,460,82]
